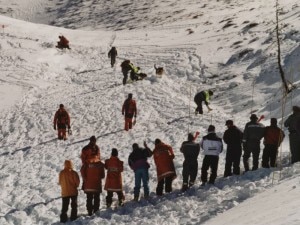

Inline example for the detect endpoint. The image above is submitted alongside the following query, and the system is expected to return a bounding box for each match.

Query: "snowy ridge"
[0,0,300,224]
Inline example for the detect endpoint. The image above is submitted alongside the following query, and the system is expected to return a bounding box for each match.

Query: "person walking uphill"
[108,46,117,67]
[180,133,200,192]
[104,148,125,207]
[152,139,176,196]
[243,114,265,172]
[200,125,223,185]
[58,160,80,223]
[223,120,243,177]
[284,106,300,163]
[128,142,153,201]
[122,93,137,131]
[262,118,285,168]
[194,90,213,114]
[53,104,71,140]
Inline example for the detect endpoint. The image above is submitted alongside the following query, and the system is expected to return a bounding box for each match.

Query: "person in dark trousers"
[243,114,265,172]
[122,93,137,131]
[152,139,176,195]
[200,125,223,185]
[120,60,133,85]
[104,148,125,207]
[53,104,71,140]
[58,160,80,223]
[262,118,285,168]
[128,142,153,201]
[223,120,243,177]
[82,159,105,216]
[108,46,117,67]
[194,90,213,114]
[284,106,300,163]
[180,133,200,192]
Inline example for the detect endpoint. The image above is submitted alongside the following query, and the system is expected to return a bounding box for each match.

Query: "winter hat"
[90,135,96,142]
[250,114,258,120]
[270,118,277,125]
[132,143,139,150]
[188,133,194,141]
[155,138,162,145]
[112,148,118,157]
[292,106,300,113]
[208,125,215,132]
[59,104,64,108]
[128,93,133,99]
[208,90,214,96]
[225,120,233,126]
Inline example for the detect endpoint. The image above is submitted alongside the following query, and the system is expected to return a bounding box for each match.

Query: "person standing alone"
[53,104,71,140]
[122,93,137,131]
[108,46,117,67]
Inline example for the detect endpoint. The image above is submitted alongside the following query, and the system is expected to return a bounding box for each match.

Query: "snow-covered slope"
[0,0,300,224]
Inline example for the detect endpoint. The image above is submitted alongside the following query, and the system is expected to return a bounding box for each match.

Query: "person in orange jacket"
[152,139,176,196]
[56,35,70,49]
[53,104,71,140]
[82,158,105,216]
[262,118,285,168]
[58,160,80,223]
[104,148,125,208]
[122,93,137,131]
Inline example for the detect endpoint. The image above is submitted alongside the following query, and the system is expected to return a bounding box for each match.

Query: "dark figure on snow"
[200,125,223,185]
[56,35,70,49]
[223,120,243,177]
[122,93,137,131]
[180,133,200,192]
[262,118,285,168]
[284,106,300,163]
[104,148,125,207]
[53,104,71,140]
[58,160,80,223]
[128,142,153,201]
[194,90,213,114]
[243,114,265,172]
[120,60,133,85]
[152,139,176,196]
[108,46,117,67]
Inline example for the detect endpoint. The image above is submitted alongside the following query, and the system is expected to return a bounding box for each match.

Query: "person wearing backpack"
[122,93,137,131]
[53,104,71,140]
[284,106,300,163]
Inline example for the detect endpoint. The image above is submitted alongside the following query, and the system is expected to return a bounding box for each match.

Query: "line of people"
[58,110,298,223]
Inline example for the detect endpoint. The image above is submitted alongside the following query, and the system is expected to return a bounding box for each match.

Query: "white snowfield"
[0,0,300,224]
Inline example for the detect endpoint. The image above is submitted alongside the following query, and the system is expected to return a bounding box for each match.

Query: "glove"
[53,125,56,130]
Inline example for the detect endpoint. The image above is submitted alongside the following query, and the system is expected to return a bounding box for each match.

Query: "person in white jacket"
[200,125,223,185]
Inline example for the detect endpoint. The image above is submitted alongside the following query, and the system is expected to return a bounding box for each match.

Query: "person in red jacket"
[82,158,105,216]
[122,93,137,131]
[262,118,285,168]
[58,160,80,223]
[53,104,71,140]
[104,148,125,208]
[152,139,176,196]
[56,35,70,49]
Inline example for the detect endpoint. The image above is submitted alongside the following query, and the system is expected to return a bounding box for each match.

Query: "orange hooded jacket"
[104,156,123,192]
[82,160,105,193]
[59,160,80,197]
[153,142,176,181]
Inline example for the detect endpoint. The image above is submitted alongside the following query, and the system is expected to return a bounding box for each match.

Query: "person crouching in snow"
[104,148,125,207]
[200,125,223,186]
[56,35,70,49]
[128,142,153,201]
[122,93,137,131]
[58,160,80,223]
[194,90,213,114]
[53,104,71,140]
[152,139,177,196]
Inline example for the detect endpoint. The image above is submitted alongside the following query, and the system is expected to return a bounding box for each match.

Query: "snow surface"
[0,0,300,224]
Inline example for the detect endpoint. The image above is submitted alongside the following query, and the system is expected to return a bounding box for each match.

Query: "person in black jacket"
[223,120,243,177]
[243,114,265,171]
[128,142,153,201]
[194,90,213,114]
[108,46,117,67]
[180,133,200,192]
